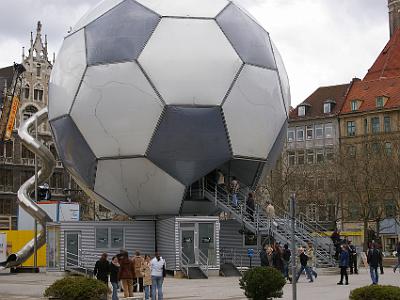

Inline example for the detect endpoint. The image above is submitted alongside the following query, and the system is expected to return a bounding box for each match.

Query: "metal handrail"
[202,178,335,267]
[198,249,209,277]
[180,251,190,277]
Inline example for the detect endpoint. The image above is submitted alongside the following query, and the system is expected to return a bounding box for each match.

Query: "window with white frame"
[287,129,295,142]
[315,124,323,139]
[316,149,324,163]
[324,123,333,138]
[307,149,314,164]
[296,127,304,141]
[306,125,313,140]
[323,103,331,114]
[298,106,306,117]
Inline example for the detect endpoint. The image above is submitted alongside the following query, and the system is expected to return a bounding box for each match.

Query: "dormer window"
[323,99,336,114]
[351,100,359,111]
[298,106,306,117]
[323,103,331,114]
[376,96,388,108]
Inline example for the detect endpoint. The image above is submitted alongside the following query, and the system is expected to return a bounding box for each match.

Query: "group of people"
[260,242,292,282]
[93,250,166,300]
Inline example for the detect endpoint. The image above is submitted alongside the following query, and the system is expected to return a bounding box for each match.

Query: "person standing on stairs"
[230,177,240,208]
[337,244,349,285]
[246,192,255,222]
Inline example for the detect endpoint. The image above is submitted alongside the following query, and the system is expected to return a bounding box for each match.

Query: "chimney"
[389,0,400,37]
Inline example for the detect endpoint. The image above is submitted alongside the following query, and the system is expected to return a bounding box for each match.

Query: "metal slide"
[0,108,55,269]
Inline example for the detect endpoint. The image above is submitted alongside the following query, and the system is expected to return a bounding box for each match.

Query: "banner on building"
[4,96,20,140]
[0,233,7,262]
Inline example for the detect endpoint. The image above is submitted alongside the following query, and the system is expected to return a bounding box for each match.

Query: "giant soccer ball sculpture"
[48,0,290,216]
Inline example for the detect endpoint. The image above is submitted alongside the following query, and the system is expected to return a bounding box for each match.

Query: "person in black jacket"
[348,241,358,274]
[110,256,120,300]
[282,244,291,282]
[367,243,380,285]
[260,244,269,267]
[295,247,313,283]
[94,253,110,285]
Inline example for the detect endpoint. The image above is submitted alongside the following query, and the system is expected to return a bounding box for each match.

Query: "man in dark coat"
[348,241,358,274]
[367,243,380,285]
[338,244,349,285]
[260,245,269,267]
[94,253,110,285]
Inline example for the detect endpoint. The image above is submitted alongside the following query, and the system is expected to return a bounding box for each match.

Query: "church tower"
[389,0,400,37]
[18,21,53,132]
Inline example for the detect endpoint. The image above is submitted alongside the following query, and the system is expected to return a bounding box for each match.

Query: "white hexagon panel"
[138,18,242,106]
[49,0,290,216]
[70,61,164,158]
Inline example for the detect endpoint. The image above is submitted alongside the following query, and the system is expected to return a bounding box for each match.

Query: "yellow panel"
[0,230,46,267]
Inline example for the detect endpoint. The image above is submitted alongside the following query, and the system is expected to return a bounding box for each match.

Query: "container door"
[181,228,195,265]
[65,231,80,267]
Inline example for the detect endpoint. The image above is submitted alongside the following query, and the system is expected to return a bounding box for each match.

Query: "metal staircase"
[200,178,335,267]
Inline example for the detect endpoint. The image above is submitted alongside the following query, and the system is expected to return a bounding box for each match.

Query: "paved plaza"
[0,267,399,300]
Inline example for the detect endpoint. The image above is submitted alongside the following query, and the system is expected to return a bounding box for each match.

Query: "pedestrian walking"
[132,250,145,292]
[141,254,152,300]
[306,243,318,279]
[367,243,380,285]
[348,240,358,274]
[337,244,349,285]
[378,243,384,274]
[118,251,134,297]
[230,177,240,207]
[282,244,292,282]
[110,256,120,300]
[295,247,313,283]
[151,252,166,300]
[94,253,110,285]
[260,244,269,267]
[272,243,284,274]
[246,192,255,222]
[266,246,274,267]
[393,242,400,273]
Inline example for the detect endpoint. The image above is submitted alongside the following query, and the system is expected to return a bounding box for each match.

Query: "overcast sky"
[0,0,390,106]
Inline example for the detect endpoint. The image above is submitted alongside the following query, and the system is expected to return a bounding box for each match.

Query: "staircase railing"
[180,252,190,278]
[198,249,209,278]
[200,178,335,267]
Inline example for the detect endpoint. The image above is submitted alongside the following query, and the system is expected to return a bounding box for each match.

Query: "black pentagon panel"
[220,158,264,189]
[147,106,231,185]
[86,0,160,66]
[216,3,276,69]
[50,115,97,189]
[261,120,288,179]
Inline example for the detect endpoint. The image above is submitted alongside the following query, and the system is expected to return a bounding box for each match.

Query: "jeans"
[151,276,163,300]
[339,266,348,284]
[370,266,379,284]
[111,282,119,300]
[144,285,151,300]
[283,261,289,279]
[296,265,313,282]
[232,193,238,207]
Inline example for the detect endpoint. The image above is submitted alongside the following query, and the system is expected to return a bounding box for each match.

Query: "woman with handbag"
[141,255,152,300]
[150,252,166,300]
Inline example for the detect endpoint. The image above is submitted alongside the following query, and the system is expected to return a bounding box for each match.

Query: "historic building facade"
[284,84,350,228]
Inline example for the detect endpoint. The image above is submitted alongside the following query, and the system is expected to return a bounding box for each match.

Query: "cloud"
[0,0,390,106]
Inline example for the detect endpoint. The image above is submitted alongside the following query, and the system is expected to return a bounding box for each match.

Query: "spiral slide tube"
[0,107,55,269]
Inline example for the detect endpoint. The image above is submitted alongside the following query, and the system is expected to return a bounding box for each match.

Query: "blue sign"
[247,248,254,258]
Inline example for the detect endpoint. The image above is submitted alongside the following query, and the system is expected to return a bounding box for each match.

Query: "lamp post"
[290,193,297,300]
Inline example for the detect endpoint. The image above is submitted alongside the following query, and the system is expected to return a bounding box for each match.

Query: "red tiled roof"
[341,76,400,114]
[364,28,400,81]
[289,83,350,120]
